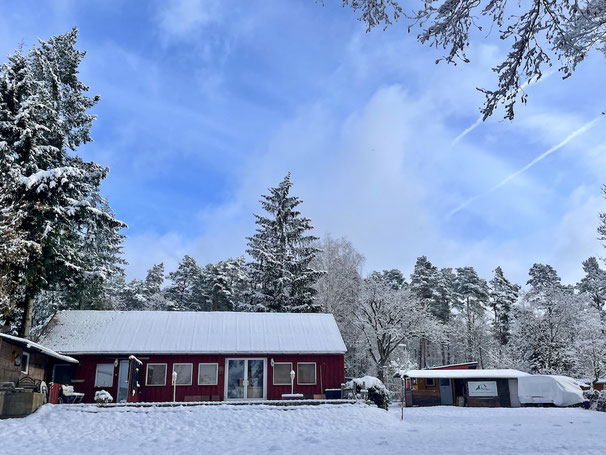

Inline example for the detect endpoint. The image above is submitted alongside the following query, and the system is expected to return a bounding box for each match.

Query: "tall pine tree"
[577,257,606,315]
[166,255,203,311]
[246,173,322,312]
[488,266,519,350]
[144,263,165,298]
[410,256,439,368]
[453,267,490,364]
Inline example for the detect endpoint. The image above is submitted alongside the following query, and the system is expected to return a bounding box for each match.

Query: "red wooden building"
[38,311,346,403]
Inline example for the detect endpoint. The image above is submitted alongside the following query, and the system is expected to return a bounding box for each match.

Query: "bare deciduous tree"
[354,274,440,381]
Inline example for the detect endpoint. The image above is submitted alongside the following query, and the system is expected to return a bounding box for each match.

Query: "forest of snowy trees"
[1,30,606,390]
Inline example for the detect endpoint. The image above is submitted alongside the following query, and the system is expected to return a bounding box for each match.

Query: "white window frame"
[197,363,218,386]
[172,363,193,386]
[273,362,293,385]
[21,352,30,374]
[145,363,167,386]
[426,378,436,387]
[94,363,114,387]
[296,362,317,385]
[224,358,267,400]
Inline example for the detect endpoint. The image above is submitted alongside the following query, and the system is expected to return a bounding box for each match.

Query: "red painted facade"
[68,353,345,403]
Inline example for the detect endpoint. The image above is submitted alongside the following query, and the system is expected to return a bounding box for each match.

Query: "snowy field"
[2,403,606,455]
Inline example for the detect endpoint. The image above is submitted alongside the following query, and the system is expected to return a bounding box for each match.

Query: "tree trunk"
[21,289,35,339]
[376,360,386,382]
[466,297,472,362]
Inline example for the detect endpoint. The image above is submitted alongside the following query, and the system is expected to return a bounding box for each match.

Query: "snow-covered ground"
[2,403,605,455]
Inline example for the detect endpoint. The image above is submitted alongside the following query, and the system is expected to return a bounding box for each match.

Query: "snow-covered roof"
[0,333,78,364]
[428,361,478,370]
[395,369,530,379]
[38,311,347,355]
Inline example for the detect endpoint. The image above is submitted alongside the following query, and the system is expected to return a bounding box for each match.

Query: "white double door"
[225,358,266,400]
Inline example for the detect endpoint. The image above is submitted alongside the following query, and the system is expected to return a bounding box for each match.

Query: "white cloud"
[124,57,606,287]
[155,0,224,41]
[552,185,605,282]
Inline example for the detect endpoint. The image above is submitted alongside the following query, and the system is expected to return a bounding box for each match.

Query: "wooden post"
[401,377,404,421]
[320,364,323,396]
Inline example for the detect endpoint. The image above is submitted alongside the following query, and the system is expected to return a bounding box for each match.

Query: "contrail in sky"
[451,71,556,146]
[447,113,604,218]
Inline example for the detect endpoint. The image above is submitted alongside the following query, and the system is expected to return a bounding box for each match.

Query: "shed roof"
[428,361,478,370]
[395,369,530,379]
[38,311,347,355]
[0,333,78,364]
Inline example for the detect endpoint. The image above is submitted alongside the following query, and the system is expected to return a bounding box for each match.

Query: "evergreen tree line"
[326,246,606,384]
[105,172,323,316]
[95,232,606,385]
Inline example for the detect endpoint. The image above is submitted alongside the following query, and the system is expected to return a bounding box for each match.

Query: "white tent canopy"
[396,369,530,379]
[518,375,584,406]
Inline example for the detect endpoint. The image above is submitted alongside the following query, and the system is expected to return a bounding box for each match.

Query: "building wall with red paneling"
[69,353,344,403]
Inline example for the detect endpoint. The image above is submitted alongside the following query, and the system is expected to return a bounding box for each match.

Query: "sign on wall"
[468,381,498,397]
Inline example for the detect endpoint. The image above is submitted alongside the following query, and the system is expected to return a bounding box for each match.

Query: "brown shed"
[0,333,78,417]
[396,368,530,408]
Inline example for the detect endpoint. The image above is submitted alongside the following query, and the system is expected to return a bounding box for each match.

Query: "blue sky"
[2,0,605,285]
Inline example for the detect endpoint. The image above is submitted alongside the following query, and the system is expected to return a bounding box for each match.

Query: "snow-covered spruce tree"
[488,267,520,354]
[0,29,126,337]
[200,257,249,311]
[200,263,232,311]
[113,263,167,311]
[245,173,323,312]
[118,278,146,311]
[166,255,204,311]
[452,267,490,365]
[353,273,439,382]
